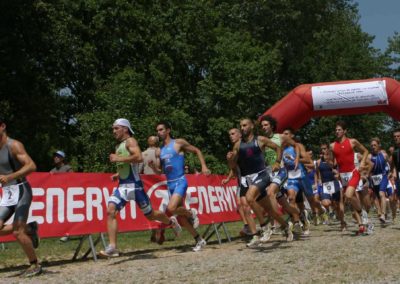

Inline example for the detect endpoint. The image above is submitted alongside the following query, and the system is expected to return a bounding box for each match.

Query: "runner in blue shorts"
[100,119,181,258]
[156,121,210,252]
[316,148,346,231]
[368,137,390,224]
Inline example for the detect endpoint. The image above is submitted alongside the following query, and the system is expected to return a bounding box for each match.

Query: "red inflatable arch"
[259,77,400,132]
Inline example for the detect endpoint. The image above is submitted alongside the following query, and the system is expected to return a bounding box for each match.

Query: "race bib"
[371,174,383,186]
[322,181,335,195]
[340,172,352,187]
[288,169,301,179]
[118,183,138,201]
[0,184,20,207]
[240,176,248,187]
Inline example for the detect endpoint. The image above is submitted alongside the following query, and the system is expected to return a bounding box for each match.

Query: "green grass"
[0,221,244,269]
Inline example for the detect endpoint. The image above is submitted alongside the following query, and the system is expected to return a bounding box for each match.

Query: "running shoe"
[356,225,366,236]
[189,208,200,229]
[321,212,329,225]
[22,264,42,277]
[155,229,165,245]
[367,223,374,235]
[260,225,272,243]
[379,214,386,224]
[341,221,347,232]
[283,222,294,242]
[170,216,182,237]
[271,226,282,235]
[246,235,261,248]
[27,221,40,249]
[192,238,207,252]
[99,245,119,257]
[361,210,369,225]
[313,214,321,226]
[293,222,302,235]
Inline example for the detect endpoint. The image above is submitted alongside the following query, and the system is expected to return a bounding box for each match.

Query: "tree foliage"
[0,0,398,173]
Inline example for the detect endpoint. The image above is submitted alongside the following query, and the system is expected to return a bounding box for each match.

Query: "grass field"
[2,216,400,283]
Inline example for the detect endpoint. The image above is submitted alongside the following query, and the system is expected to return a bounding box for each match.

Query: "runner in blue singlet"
[156,121,210,252]
[369,137,390,224]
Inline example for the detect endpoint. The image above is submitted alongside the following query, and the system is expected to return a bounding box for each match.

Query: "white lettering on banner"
[207,186,221,213]
[185,186,199,211]
[46,188,65,223]
[155,190,169,212]
[26,183,238,225]
[215,186,229,211]
[67,187,85,222]
[197,186,210,214]
[86,187,103,221]
[31,188,45,224]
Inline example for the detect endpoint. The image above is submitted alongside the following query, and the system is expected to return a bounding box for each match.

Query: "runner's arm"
[0,140,36,184]
[178,138,210,174]
[109,137,143,164]
[148,148,162,174]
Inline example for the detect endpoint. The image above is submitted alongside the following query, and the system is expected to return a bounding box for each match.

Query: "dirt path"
[2,218,400,283]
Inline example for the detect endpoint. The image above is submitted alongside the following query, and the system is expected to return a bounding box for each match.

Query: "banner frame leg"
[221,222,231,242]
[72,235,88,261]
[213,223,222,245]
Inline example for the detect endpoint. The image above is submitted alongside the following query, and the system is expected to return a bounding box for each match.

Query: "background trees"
[1,0,398,173]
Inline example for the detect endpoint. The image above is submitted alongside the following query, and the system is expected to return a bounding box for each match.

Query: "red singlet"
[333,138,355,173]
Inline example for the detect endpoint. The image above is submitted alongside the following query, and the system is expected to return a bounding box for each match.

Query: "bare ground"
[2,217,400,284]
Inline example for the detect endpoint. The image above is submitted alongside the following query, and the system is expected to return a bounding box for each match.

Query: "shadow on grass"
[0,238,232,275]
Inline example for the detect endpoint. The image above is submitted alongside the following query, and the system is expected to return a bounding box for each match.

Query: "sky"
[356,0,400,51]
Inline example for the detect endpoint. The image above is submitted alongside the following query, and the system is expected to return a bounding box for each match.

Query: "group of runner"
[226,116,400,247]
[1,114,400,277]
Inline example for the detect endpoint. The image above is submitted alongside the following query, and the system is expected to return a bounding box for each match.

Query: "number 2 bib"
[0,184,20,207]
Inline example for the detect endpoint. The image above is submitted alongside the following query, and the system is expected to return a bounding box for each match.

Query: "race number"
[118,183,138,201]
[322,181,335,195]
[371,174,383,186]
[288,169,301,179]
[340,172,352,187]
[0,184,20,207]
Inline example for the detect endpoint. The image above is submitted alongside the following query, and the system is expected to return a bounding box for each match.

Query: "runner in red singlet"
[330,121,369,235]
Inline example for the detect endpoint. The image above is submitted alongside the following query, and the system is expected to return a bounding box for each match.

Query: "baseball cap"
[113,118,134,135]
[54,150,66,158]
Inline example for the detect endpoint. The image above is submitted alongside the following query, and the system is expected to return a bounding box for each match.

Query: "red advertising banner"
[0,173,240,242]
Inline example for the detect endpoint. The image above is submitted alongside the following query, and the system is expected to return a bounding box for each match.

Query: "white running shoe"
[361,210,369,225]
[99,245,119,258]
[293,222,302,235]
[367,223,374,235]
[379,214,386,224]
[170,216,182,237]
[192,238,206,252]
[189,208,200,229]
[260,226,272,243]
[283,222,294,242]
[246,235,261,248]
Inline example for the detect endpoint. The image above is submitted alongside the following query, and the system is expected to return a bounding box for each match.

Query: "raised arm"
[178,138,210,174]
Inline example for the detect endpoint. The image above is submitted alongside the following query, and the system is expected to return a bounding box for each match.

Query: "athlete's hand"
[109,154,120,163]
[202,167,211,175]
[0,175,11,185]
[222,178,229,185]
[272,162,280,172]
[226,151,234,160]
[110,173,119,181]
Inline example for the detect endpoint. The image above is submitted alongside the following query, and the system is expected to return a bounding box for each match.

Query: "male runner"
[222,128,253,237]
[368,137,390,223]
[390,129,400,220]
[0,116,41,276]
[228,118,293,247]
[155,121,209,252]
[330,121,369,235]
[100,119,181,257]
